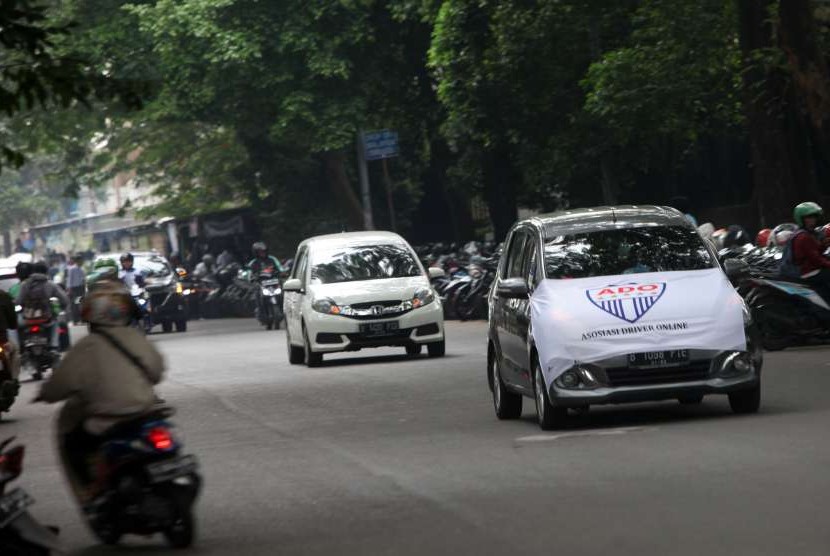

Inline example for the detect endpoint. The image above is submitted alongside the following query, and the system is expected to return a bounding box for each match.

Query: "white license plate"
[261,279,280,287]
[27,337,48,345]
[0,488,34,528]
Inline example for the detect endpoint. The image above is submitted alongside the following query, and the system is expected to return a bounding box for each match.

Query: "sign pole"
[382,158,396,232]
[357,130,374,230]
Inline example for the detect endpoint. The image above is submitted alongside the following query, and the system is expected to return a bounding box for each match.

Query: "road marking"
[515,426,657,444]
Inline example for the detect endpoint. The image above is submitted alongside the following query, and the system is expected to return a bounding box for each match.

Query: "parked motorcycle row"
[415,242,502,321]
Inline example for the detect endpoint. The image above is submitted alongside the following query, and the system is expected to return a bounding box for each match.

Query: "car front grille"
[343,300,412,320]
[604,361,711,387]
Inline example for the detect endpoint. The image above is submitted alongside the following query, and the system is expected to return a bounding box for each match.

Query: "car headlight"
[172,282,183,294]
[312,298,341,315]
[412,287,435,309]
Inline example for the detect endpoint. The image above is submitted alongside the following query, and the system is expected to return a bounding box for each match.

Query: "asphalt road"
[3,319,830,555]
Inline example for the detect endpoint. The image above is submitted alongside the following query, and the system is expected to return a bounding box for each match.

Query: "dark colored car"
[487,206,763,430]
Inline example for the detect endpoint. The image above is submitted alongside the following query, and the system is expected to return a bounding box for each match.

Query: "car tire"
[405,344,422,356]
[533,358,566,431]
[162,321,173,333]
[303,326,323,367]
[175,320,187,333]
[490,353,522,420]
[729,384,761,414]
[678,395,704,405]
[287,330,304,365]
[427,340,446,357]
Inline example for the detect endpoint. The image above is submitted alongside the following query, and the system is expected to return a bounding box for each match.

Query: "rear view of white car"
[283,232,446,366]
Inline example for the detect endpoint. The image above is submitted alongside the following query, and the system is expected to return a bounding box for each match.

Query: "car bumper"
[147,291,187,320]
[305,302,444,353]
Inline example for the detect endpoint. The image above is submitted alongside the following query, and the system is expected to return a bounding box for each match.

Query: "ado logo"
[586,282,666,324]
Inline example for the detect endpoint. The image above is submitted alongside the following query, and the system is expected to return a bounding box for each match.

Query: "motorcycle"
[256,271,283,330]
[130,284,153,335]
[19,319,58,381]
[0,346,19,419]
[451,258,498,321]
[64,406,201,548]
[0,437,63,554]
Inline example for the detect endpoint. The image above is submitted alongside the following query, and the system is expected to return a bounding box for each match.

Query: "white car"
[283,232,446,366]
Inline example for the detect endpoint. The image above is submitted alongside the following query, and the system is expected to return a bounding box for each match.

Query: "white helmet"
[770,223,798,247]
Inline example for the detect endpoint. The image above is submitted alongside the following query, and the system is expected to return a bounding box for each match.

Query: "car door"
[286,246,308,340]
[496,229,530,385]
[512,229,541,388]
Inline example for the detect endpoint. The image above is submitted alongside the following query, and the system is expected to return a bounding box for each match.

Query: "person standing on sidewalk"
[66,255,87,325]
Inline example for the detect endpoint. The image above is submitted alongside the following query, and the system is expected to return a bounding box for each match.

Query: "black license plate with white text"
[628,350,689,368]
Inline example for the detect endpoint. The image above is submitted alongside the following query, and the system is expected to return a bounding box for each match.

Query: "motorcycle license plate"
[146,455,198,484]
[628,350,689,369]
[27,337,48,345]
[360,321,400,337]
[261,279,280,287]
[0,488,34,528]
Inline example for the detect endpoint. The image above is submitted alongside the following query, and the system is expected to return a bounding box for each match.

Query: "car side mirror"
[428,267,446,280]
[283,278,304,293]
[723,259,750,282]
[497,277,529,299]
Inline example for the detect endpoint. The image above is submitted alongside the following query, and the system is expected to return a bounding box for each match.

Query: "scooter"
[19,320,58,381]
[0,437,63,554]
[256,271,283,330]
[63,406,201,548]
[130,284,153,335]
[741,273,830,351]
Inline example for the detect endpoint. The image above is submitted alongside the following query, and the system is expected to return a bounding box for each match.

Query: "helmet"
[81,281,132,326]
[90,258,120,283]
[756,228,772,247]
[697,223,715,243]
[120,252,134,262]
[722,225,750,249]
[252,242,267,253]
[15,261,32,281]
[794,201,824,228]
[202,254,216,265]
[770,223,798,247]
[32,261,48,275]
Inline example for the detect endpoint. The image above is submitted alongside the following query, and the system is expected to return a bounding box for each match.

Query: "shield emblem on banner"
[586,282,666,324]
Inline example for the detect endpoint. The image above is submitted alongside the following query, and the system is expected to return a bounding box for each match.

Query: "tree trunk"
[482,145,519,241]
[737,0,819,227]
[320,150,365,230]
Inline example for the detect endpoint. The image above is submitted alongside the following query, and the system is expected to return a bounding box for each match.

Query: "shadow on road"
[515,399,794,432]
[318,353,461,368]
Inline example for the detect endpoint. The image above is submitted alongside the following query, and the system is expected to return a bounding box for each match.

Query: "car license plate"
[359,321,400,337]
[628,350,689,368]
[146,455,198,484]
[0,488,34,528]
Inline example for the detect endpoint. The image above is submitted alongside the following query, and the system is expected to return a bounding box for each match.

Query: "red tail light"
[147,427,174,451]
[0,446,25,479]
[29,325,40,334]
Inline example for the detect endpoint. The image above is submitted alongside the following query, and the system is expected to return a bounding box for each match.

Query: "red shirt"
[793,231,830,275]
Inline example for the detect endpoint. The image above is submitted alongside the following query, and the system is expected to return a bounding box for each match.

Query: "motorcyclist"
[193,254,217,281]
[790,202,830,300]
[119,253,145,289]
[87,257,120,289]
[15,261,69,351]
[247,242,284,276]
[35,281,165,502]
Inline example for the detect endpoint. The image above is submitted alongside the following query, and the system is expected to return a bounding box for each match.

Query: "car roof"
[299,231,410,250]
[95,251,165,260]
[518,205,691,238]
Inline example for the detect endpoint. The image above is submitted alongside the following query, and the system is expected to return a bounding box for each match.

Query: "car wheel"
[405,344,422,356]
[533,359,566,431]
[303,326,323,367]
[175,320,187,333]
[427,340,446,357]
[491,353,522,420]
[678,395,704,405]
[162,321,173,333]
[729,384,761,414]
[287,329,304,365]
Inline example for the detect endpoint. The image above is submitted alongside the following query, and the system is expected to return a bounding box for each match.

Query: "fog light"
[733,356,752,373]
[559,371,580,389]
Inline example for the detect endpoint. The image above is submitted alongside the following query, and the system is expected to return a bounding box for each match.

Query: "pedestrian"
[66,255,87,325]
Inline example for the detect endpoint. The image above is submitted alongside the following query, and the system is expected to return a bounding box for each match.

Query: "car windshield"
[310,244,422,285]
[544,225,715,279]
[135,256,173,278]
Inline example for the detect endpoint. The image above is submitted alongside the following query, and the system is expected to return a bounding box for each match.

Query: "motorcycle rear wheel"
[164,500,195,549]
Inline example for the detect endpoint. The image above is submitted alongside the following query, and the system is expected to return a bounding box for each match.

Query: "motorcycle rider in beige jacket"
[36,281,165,502]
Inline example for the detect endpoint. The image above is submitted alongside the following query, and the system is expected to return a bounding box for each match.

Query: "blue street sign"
[363,130,399,161]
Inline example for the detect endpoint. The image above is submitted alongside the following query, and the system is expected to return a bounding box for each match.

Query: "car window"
[135,256,172,278]
[310,243,421,285]
[505,231,528,279]
[292,247,307,280]
[524,236,539,287]
[544,225,716,279]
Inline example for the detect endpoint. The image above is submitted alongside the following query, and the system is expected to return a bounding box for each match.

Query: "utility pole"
[357,131,375,230]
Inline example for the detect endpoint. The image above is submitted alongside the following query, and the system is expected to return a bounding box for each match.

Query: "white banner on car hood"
[530,268,746,387]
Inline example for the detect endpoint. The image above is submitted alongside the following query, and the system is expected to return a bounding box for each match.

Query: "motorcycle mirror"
[176,267,188,277]
[428,267,446,280]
